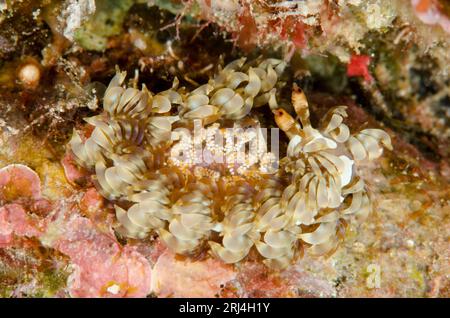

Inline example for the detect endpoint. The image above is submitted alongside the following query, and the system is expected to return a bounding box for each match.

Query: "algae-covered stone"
[74,0,135,51]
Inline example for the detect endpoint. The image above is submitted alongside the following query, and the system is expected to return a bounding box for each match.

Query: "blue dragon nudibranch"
[69,57,392,269]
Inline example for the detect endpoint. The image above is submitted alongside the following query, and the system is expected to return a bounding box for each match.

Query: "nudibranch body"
[69,57,391,269]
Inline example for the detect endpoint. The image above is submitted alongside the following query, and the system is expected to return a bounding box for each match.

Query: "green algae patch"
[0,242,70,298]
[74,0,135,51]
[31,267,70,298]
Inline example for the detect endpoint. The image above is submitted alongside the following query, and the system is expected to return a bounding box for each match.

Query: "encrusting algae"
[69,57,392,269]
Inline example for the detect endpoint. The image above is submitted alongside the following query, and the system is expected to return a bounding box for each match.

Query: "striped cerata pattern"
[69,57,391,269]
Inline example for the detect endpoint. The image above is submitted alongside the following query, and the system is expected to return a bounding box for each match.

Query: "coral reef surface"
[0,0,449,298]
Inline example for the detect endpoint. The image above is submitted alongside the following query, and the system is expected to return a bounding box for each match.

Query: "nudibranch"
[68,57,391,269]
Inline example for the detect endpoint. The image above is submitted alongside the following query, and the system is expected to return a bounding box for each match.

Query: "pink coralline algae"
[235,262,291,298]
[151,250,236,298]
[0,203,42,247]
[79,187,105,215]
[0,163,152,298]
[0,164,42,201]
[412,0,450,33]
[0,164,45,247]
[61,150,91,187]
[56,215,152,298]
